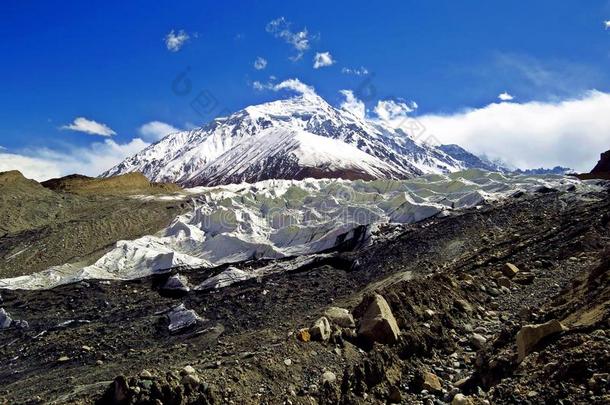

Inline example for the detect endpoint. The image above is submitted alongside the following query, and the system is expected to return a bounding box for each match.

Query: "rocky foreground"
[1,184,610,404]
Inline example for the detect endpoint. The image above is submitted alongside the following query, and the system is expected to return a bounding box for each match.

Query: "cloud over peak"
[339,90,365,119]
[138,121,180,142]
[61,117,116,137]
[374,99,418,121]
[273,78,317,98]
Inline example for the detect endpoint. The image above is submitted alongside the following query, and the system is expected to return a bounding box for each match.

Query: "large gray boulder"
[357,294,400,345]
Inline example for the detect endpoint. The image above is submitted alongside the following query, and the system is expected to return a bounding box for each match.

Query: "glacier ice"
[0,170,599,290]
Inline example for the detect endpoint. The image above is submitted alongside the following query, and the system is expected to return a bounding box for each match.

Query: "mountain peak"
[102,89,496,186]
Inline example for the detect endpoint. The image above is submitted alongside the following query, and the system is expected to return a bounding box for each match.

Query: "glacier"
[0,170,597,290]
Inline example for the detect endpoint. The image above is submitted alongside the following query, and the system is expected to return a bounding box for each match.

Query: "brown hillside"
[41,172,181,195]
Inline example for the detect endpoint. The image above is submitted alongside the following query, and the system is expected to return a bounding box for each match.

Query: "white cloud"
[605,20,610,29]
[252,78,317,98]
[165,29,190,52]
[266,17,312,60]
[0,138,149,181]
[498,92,514,101]
[273,78,317,98]
[138,121,180,142]
[417,90,610,172]
[313,52,335,69]
[0,152,63,181]
[339,90,365,119]
[374,99,417,121]
[0,146,6,150]
[341,67,369,76]
[61,117,116,137]
[254,57,268,70]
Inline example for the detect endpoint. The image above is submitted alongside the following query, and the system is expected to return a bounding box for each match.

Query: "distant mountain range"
[102,92,568,186]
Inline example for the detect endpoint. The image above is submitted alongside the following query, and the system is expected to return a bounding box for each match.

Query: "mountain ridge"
[102,91,501,186]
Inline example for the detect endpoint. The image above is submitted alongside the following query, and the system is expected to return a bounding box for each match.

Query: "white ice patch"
[0,170,597,290]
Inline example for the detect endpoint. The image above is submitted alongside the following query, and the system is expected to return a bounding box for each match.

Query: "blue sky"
[1,0,610,179]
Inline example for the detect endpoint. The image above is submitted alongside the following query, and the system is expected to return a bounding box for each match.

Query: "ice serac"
[102,91,485,187]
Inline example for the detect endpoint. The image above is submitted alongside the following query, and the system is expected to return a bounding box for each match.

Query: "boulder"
[516,319,568,362]
[167,304,203,333]
[324,307,355,328]
[181,365,197,376]
[452,393,475,405]
[321,371,336,385]
[502,263,520,278]
[309,317,331,342]
[162,274,191,293]
[422,371,442,392]
[454,299,473,314]
[182,374,200,386]
[357,294,400,345]
[0,308,12,329]
[296,328,311,342]
[497,276,511,288]
[470,333,487,349]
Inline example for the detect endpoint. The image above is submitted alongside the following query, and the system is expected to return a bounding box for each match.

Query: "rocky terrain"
[1,181,609,404]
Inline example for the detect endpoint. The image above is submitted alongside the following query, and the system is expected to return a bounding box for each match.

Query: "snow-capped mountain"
[103,90,486,186]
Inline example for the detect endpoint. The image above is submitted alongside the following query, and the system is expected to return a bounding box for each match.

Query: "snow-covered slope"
[0,170,595,290]
[186,128,404,186]
[102,91,472,186]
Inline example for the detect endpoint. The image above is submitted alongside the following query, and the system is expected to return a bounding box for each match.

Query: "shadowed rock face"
[591,150,610,174]
[574,149,610,180]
